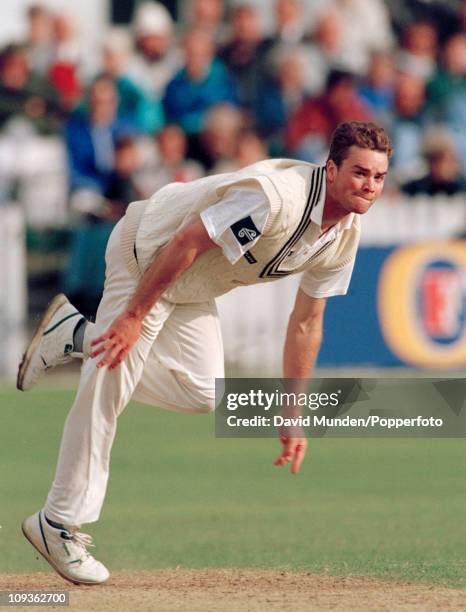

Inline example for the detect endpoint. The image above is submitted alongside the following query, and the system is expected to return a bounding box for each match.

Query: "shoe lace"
[68,527,95,560]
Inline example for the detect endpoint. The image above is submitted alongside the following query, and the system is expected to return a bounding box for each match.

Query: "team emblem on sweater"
[230,216,261,246]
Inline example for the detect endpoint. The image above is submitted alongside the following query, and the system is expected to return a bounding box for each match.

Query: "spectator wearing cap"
[285,69,373,162]
[127,1,182,97]
[401,129,466,196]
[101,28,164,135]
[163,29,239,140]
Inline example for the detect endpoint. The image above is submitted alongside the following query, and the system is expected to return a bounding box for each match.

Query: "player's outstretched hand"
[90,312,142,370]
[274,435,308,474]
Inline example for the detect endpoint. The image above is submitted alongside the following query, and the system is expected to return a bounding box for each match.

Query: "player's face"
[326,146,389,215]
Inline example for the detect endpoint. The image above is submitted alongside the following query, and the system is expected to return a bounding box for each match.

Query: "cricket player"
[18,121,392,585]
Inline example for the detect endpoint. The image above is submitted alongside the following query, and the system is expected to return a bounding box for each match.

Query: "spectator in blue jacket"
[65,75,133,194]
[163,29,239,137]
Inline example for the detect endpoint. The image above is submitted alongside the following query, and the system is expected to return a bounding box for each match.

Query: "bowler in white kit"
[17,121,392,585]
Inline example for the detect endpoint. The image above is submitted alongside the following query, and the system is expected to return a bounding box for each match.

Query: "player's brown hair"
[328,121,393,167]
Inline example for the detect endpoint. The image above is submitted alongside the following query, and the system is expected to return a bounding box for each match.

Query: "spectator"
[427,32,466,168]
[389,71,430,180]
[396,20,439,79]
[24,4,55,77]
[102,28,164,135]
[137,125,204,196]
[105,136,142,213]
[0,43,63,135]
[314,0,394,76]
[184,0,228,44]
[213,127,268,173]
[64,132,141,319]
[219,4,272,107]
[198,103,246,171]
[304,9,348,95]
[358,52,396,123]
[48,12,82,109]
[127,1,182,97]
[163,29,239,139]
[401,129,466,196]
[273,0,308,45]
[65,75,133,194]
[254,45,309,154]
[285,69,373,162]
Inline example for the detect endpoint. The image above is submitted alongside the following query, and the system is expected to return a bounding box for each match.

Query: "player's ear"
[326,159,337,183]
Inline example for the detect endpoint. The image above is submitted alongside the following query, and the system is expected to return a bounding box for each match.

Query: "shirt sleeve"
[200,185,270,264]
[299,257,357,298]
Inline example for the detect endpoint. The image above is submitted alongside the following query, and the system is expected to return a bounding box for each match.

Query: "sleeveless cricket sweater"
[120,159,360,304]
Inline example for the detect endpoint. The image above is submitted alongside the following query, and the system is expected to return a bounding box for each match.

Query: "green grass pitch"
[1,386,465,587]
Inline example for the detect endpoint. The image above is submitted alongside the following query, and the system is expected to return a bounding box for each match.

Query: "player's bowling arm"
[90,219,219,369]
[283,290,326,379]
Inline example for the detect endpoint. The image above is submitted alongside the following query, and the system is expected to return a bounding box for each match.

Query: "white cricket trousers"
[44,220,224,526]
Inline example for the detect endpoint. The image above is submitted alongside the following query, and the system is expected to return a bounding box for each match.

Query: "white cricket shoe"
[17,294,84,391]
[22,510,109,585]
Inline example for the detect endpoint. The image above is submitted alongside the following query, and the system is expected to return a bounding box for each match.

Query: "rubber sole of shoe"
[21,519,106,586]
[16,294,70,392]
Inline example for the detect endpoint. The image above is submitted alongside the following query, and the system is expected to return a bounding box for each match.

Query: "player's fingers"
[291,444,307,475]
[108,347,129,370]
[96,342,123,368]
[90,331,112,346]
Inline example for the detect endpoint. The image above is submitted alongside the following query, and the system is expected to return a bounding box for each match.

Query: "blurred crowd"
[0,0,465,311]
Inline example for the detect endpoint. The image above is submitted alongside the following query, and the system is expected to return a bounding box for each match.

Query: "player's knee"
[190,391,218,414]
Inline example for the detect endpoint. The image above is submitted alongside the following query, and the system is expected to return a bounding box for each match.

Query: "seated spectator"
[0,43,63,135]
[24,4,55,77]
[313,0,394,76]
[273,0,309,45]
[219,4,272,107]
[396,20,439,79]
[163,29,239,139]
[104,136,143,216]
[65,75,133,194]
[212,127,268,173]
[197,103,245,171]
[127,1,182,97]
[184,0,228,45]
[137,124,204,196]
[389,71,430,181]
[401,129,466,196]
[48,11,82,109]
[64,136,142,319]
[254,45,309,154]
[427,32,466,166]
[358,51,396,123]
[285,69,373,162]
[102,28,164,135]
[304,8,349,95]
